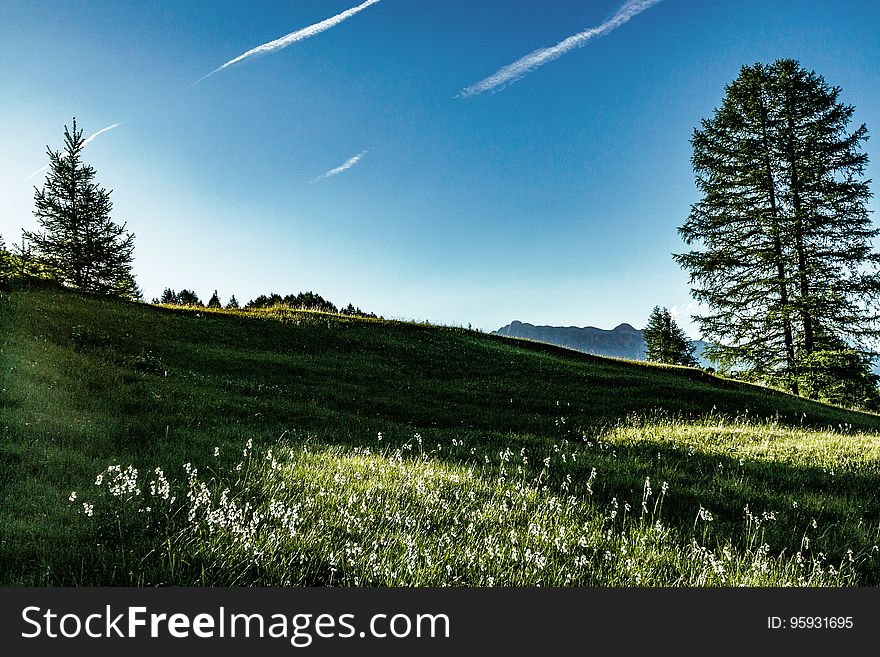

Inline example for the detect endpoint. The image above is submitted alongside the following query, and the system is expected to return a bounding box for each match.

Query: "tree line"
[153,287,377,318]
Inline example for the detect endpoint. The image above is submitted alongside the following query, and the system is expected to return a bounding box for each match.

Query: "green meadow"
[1,283,879,585]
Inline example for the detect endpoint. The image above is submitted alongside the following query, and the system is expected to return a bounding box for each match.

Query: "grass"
[1,282,879,585]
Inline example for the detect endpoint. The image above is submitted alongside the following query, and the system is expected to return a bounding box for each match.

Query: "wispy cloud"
[669,301,702,338]
[26,122,123,182]
[193,0,382,85]
[459,0,663,98]
[310,149,370,183]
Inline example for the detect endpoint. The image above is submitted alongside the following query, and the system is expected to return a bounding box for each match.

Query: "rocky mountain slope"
[494,320,711,366]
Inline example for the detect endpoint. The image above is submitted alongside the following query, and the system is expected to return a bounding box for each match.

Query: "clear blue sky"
[2,0,878,335]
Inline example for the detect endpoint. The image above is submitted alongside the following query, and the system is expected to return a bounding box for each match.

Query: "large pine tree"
[22,119,137,298]
[675,60,879,395]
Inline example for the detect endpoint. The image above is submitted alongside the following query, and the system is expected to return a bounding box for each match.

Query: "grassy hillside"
[2,283,879,585]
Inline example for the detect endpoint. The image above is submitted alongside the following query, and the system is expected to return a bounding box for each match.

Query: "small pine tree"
[290,291,337,313]
[246,293,282,309]
[207,290,222,309]
[11,238,46,280]
[643,306,698,366]
[226,295,239,309]
[23,119,137,298]
[177,289,202,306]
[158,288,179,305]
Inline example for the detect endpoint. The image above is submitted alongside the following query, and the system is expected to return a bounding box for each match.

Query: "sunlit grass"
[68,431,861,586]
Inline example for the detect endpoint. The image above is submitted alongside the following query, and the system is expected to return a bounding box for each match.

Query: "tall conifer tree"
[23,119,137,298]
[676,60,879,394]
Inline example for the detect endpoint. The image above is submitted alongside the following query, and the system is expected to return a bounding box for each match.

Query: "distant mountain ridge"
[494,320,711,367]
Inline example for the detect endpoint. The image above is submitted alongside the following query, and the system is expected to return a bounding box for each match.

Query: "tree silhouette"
[23,119,137,298]
[676,60,879,394]
[157,288,179,305]
[643,306,697,366]
[177,289,202,306]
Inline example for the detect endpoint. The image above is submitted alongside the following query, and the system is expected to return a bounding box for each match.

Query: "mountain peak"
[494,320,710,367]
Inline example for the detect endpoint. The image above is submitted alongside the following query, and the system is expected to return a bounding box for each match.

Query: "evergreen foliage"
[643,306,698,366]
[290,291,337,313]
[0,235,10,284]
[245,291,338,313]
[10,239,44,280]
[153,288,203,306]
[226,295,239,309]
[22,119,138,299]
[796,347,880,411]
[177,289,203,307]
[115,272,143,302]
[158,288,179,305]
[676,60,879,397]
[340,303,378,318]
[207,290,222,309]
[246,293,283,309]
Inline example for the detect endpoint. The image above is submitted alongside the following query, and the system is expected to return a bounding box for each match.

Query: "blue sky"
[2,0,878,335]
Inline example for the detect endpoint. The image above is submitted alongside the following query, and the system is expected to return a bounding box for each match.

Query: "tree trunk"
[759,96,799,394]
[784,88,815,357]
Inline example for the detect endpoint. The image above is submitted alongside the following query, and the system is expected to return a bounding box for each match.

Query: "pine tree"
[675,60,879,394]
[0,234,9,283]
[11,238,42,280]
[207,290,222,308]
[23,119,137,298]
[226,295,239,309]
[643,306,697,366]
[246,293,282,309]
[177,289,202,306]
[158,288,179,305]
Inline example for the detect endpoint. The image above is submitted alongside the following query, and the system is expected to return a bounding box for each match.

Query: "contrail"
[26,122,123,181]
[310,149,369,183]
[82,122,122,146]
[193,0,382,85]
[459,0,663,98]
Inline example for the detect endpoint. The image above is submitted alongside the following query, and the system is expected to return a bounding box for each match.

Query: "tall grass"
[66,423,869,586]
